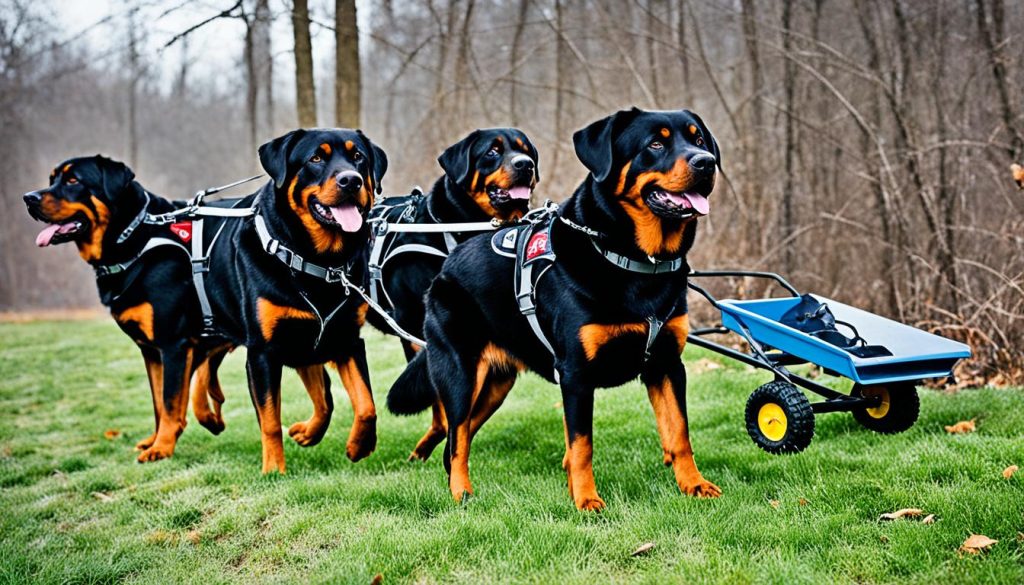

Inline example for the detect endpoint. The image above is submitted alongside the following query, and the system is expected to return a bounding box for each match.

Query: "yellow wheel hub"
[862,386,891,419]
[758,403,788,442]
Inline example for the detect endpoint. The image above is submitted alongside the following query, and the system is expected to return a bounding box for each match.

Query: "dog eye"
[67,176,79,184]
[695,137,705,147]
[310,154,323,163]
[649,141,664,151]
[486,146,500,158]
[353,151,365,163]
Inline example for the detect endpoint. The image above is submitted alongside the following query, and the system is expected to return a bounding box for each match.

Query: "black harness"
[367,190,500,317]
[491,204,688,382]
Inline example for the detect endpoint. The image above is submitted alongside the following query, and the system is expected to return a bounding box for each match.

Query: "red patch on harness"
[526,231,549,260]
[170,221,192,243]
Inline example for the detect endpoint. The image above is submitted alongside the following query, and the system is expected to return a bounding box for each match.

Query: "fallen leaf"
[91,491,114,503]
[1017,532,1024,543]
[880,535,889,544]
[769,499,780,509]
[146,530,176,545]
[960,534,997,554]
[879,508,924,521]
[186,530,201,545]
[370,574,383,585]
[690,358,722,374]
[103,429,121,440]
[922,514,936,525]
[798,498,809,506]
[944,419,976,434]
[1002,465,1018,479]
[630,542,656,557]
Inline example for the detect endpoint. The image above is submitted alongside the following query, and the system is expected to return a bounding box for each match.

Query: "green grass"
[0,319,1022,584]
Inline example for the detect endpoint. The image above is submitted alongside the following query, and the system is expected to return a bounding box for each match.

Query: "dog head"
[259,128,388,254]
[24,155,140,262]
[438,128,539,222]
[573,108,719,256]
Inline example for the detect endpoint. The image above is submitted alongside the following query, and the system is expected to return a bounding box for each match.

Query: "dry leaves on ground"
[103,429,121,440]
[91,491,114,503]
[960,534,997,554]
[630,542,656,557]
[689,358,722,374]
[1002,465,1018,479]
[944,419,976,434]
[922,514,936,525]
[769,499,780,509]
[879,508,924,521]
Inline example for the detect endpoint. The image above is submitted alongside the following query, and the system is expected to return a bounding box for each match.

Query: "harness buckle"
[191,257,210,274]
[289,252,304,272]
[325,267,348,285]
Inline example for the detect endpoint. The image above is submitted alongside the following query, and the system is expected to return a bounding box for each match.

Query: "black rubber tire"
[851,383,920,434]
[745,380,815,454]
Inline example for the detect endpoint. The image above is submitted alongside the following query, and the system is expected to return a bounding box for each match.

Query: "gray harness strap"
[513,220,559,383]
[94,237,189,278]
[191,199,255,335]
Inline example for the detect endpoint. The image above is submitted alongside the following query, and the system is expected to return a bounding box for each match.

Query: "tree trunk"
[335,0,361,128]
[509,0,530,126]
[292,0,317,127]
[780,0,796,273]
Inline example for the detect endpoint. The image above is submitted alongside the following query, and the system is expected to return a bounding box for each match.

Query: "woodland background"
[1,0,1021,382]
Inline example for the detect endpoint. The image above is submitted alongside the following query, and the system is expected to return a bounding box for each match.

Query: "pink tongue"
[329,203,363,232]
[666,192,710,215]
[508,186,532,200]
[35,223,77,247]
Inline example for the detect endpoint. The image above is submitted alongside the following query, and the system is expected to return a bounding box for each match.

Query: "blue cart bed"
[717,295,972,385]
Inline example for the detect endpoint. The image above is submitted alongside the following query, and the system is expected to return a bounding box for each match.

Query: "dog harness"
[367,190,501,316]
[492,204,688,382]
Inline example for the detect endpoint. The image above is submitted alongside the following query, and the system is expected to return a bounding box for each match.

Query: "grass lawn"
[0,318,1022,584]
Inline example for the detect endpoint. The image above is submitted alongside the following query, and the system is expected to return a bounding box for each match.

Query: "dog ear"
[95,155,136,199]
[357,130,388,194]
[438,129,481,186]
[685,110,721,169]
[259,129,307,188]
[573,108,642,183]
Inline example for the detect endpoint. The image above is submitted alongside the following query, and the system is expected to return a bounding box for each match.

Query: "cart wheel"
[851,383,919,434]
[745,381,815,454]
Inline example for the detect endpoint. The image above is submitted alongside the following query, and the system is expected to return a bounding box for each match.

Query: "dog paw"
[679,477,722,498]
[197,415,226,436]
[134,433,157,451]
[345,418,377,462]
[288,420,326,447]
[136,444,173,462]
[574,495,606,512]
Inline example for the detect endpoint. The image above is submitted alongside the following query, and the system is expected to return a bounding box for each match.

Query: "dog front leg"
[246,350,286,474]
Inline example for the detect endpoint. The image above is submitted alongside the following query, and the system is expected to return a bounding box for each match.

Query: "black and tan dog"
[387,108,720,510]
[24,156,230,461]
[196,128,387,473]
[367,128,538,459]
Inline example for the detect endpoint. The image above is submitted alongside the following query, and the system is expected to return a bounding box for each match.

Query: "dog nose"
[511,154,535,172]
[23,191,42,205]
[336,171,362,193]
[689,154,716,175]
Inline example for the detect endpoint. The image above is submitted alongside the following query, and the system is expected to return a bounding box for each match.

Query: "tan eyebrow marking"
[660,128,670,138]
[688,124,698,135]
[344,140,355,151]
[514,137,524,148]
[320,143,332,155]
[62,164,72,172]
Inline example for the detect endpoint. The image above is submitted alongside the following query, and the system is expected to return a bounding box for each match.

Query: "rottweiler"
[387,108,721,510]
[197,128,388,473]
[23,156,230,461]
[366,128,538,460]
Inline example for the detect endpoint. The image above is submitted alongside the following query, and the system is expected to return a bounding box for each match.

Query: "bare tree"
[335,0,361,128]
[293,0,317,127]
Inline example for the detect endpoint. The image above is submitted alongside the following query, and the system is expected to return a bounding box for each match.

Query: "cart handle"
[688,269,800,297]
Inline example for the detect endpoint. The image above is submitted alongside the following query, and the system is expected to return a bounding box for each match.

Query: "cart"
[686,270,972,454]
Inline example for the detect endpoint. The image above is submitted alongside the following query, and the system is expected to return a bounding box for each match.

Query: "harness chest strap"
[93,236,189,278]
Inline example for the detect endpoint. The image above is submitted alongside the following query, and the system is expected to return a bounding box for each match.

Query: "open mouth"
[32,213,88,247]
[644,188,711,219]
[309,196,364,232]
[487,184,533,207]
